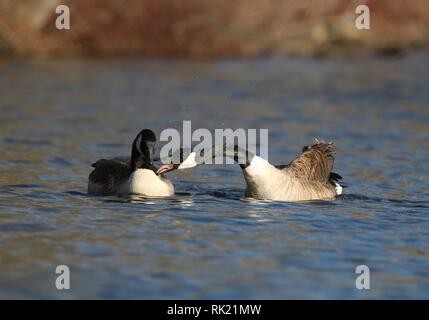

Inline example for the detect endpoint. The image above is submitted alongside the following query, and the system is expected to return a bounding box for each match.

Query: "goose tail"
[329,172,344,195]
[334,182,343,195]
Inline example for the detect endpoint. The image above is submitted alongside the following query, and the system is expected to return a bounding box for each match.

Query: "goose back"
[280,139,339,200]
[88,158,131,195]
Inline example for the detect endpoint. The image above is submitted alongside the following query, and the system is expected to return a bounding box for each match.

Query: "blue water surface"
[0,53,428,299]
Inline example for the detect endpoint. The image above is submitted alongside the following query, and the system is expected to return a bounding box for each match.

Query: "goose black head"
[130,129,157,170]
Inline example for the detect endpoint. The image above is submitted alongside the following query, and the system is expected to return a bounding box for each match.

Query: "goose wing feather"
[280,139,336,183]
[89,158,131,193]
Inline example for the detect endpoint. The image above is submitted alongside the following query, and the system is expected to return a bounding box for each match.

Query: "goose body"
[244,140,342,201]
[88,129,174,197]
[159,139,343,202]
[126,168,174,196]
[88,160,174,197]
[243,152,340,201]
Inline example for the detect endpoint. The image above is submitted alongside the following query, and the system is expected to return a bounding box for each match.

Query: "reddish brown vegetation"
[0,0,428,58]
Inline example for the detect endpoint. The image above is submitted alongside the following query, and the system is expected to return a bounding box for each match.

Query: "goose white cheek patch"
[178,152,197,170]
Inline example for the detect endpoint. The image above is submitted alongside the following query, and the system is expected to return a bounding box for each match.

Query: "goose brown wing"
[281,139,336,182]
[89,158,131,193]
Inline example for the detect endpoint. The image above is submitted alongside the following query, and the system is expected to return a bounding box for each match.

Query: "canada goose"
[156,140,343,202]
[88,129,181,197]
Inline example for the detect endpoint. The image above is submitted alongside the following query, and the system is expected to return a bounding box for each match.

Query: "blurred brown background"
[0,0,428,58]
